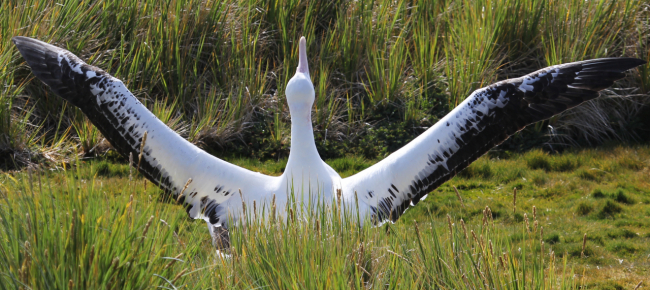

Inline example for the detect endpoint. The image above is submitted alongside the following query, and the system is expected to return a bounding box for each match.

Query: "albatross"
[12,36,645,247]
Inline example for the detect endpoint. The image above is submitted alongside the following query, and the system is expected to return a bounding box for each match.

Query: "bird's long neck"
[285,104,322,174]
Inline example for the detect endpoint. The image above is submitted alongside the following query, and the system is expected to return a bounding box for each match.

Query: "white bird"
[12,36,645,248]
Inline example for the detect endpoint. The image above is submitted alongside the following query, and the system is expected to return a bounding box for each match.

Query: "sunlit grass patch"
[1,160,578,289]
[0,147,650,289]
[2,146,649,288]
[574,168,605,181]
[524,149,552,171]
[326,156,373,177]
[607,241,638,256]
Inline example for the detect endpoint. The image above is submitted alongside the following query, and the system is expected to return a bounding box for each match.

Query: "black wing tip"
[578,57,646,72]
[12,36,69,60]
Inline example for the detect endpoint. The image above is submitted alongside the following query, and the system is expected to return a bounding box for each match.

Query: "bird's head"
[285,37,315,115]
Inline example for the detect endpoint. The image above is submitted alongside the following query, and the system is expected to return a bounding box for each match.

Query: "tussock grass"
[1,0,648,166]
[1,160,573,289]
[0,147,650,289]
[4,145,646,288]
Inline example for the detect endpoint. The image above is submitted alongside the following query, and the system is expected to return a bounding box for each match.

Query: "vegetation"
[1,0,649,168]
[1,145,649,289]
[2,0,649,288]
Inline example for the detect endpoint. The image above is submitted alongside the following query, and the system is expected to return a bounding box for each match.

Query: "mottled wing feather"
[13,36,276,228]
[343,58,645,223]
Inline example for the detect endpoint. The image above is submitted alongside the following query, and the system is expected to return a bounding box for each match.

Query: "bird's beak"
[297,36,309,75]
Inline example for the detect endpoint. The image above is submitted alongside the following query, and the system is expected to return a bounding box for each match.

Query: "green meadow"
[1,146,649,289]
[1,0,650,289]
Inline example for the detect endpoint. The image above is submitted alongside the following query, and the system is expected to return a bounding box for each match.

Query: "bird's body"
[12,36,645,248]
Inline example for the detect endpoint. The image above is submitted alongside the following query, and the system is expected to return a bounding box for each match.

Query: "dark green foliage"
[612,189,634,204]
[564,244,596,258]
[597,201,623,219]
[524,150,582,172]
[575,202,593,216]
[355,118,432,159]
[92,160,130,178]
[587,234,606,246]
[606,228,637,239]
[591,188,606,198]
[607,241,638,255]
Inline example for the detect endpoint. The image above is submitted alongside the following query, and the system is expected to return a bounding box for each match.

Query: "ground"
[1,145,648,289]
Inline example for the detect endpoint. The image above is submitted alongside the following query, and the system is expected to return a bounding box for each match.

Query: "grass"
[1,145,649,288]
[1,1,649,287]
[1,159,569,289]
[1,0,649,167]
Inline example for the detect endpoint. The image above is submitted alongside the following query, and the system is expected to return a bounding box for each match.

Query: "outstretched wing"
[13,36,276,228]
[343,58,645,223]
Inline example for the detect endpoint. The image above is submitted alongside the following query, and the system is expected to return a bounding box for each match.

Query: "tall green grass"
[1,0,648,166]
[0,160,574,289]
